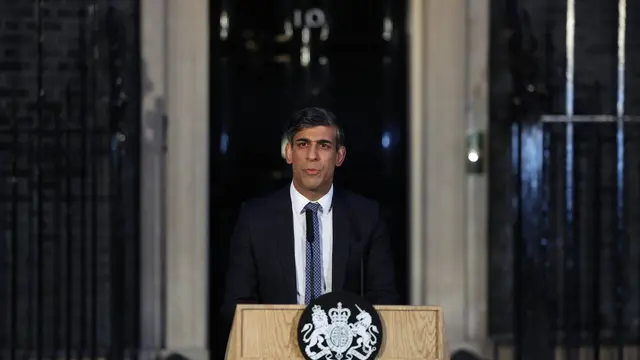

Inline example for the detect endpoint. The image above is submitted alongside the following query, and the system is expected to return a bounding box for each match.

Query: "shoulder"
[239,186,290,215]
[335,187,382,218]
[336,187,378,207]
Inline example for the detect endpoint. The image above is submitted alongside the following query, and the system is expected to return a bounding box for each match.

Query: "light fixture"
[466,131,485,174]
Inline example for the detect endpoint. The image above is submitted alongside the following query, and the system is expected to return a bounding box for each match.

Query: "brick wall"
[0,0,140,356]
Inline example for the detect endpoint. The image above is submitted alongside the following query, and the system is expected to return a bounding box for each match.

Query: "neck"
[292,179,332,201]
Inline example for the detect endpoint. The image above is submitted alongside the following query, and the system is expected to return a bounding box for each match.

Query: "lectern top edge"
[235,303,444,312]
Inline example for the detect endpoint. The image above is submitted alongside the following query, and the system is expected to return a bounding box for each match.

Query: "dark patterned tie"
[304,202,323,304]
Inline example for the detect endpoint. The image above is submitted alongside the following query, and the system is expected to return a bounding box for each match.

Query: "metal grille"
[0,1,140,359]
[489,0,640,358]
[499,119,640,359]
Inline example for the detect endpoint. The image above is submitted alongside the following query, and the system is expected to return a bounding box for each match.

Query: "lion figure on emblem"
[301,305,330,356]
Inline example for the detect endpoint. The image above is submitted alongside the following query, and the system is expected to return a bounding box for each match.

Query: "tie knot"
[304,202,322,213]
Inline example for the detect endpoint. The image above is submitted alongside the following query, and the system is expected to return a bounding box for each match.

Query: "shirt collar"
[290,182,333,215]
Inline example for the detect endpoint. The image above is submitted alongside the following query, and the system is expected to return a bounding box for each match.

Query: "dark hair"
[286,107,345,148]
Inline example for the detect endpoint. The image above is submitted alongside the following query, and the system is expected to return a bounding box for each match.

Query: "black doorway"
[208,0,409,357]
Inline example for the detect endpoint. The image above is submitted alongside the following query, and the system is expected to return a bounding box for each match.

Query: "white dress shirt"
[290,182,333,304]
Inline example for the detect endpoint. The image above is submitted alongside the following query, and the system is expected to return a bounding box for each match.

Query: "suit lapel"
[332,189,351,291]
[274,188,297,303]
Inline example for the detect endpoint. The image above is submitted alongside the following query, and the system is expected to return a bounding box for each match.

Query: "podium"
[225,304,447,359]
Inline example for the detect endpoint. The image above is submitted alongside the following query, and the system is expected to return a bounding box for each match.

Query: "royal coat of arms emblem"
[297,292,383,360]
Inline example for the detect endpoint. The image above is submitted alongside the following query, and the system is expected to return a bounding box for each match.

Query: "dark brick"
[0,62,27,71]
[4,49,19,58]
[0,0,140,353]
[0,34,25,44]
[57,62,72,71]
[0,88,29,98]
[57,9,76,18]
[4,21,20,30]
[18,7,34,18]
[43,21,62,31]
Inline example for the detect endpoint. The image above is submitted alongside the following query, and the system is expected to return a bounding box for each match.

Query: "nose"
[306,144,319,160]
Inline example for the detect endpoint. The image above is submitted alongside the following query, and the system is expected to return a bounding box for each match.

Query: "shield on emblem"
[327,322,353,353]
[297,291,384,360]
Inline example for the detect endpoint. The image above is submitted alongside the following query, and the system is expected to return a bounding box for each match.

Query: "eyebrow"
[295,138,333,145]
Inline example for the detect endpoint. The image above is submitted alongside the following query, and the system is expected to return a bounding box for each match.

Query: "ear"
[335,146,346,167]
[285,142,293,164]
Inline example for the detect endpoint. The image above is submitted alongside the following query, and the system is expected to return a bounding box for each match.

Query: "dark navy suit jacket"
[219,186,400,346]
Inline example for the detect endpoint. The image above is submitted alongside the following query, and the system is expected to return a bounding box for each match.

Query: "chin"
[302,181,324,191]
[303,182,321,190]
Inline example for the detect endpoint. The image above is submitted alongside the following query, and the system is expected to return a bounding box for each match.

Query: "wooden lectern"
[225,304,447,359]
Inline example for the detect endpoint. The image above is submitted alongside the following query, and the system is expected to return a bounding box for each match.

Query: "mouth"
[304,169,320,175]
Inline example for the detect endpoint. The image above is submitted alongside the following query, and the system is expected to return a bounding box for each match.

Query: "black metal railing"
[0,1,140,359]
[489,0,640,359]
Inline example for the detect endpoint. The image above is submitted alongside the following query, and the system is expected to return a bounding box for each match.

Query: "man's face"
[285,125,346,199]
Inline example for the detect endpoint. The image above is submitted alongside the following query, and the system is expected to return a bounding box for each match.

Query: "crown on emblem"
[328,302,351,324]
[311,305,325,321]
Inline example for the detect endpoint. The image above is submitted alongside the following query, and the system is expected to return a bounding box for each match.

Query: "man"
[220,107,400,332]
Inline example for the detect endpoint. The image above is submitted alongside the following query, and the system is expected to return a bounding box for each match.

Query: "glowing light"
[467,150,479,163]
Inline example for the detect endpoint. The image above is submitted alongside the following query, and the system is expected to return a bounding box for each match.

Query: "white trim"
[409,0,491,356]
[409,0,426,307]
[140,0,168,353]
[138,0,211,352]
[164,0,210,349]
[464,0,490,353]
